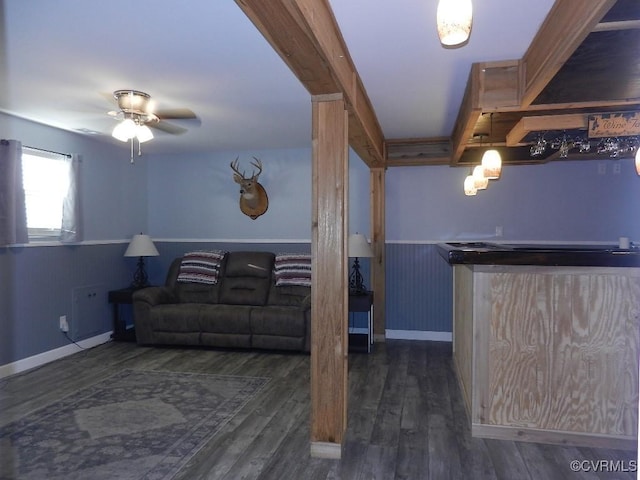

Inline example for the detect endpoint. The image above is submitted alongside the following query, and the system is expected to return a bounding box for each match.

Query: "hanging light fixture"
[437,0,473,47]
[110,90,157,163]
[463,174,477,196]
[482,149,502,179]
[481,113,502,179]
[472,165,488,190]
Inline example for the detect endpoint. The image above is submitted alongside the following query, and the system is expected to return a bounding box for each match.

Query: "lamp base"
[130,256,149,288]
[349,258,368,295]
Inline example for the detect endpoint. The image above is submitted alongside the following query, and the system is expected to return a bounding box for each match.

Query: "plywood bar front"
[453,264,640,449]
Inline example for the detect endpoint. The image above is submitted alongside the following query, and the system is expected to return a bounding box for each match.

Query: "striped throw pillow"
[275,253,312,287]
[177,250,226,285]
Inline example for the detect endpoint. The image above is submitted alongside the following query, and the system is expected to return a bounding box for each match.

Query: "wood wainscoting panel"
[452,266,474,417]
[483,267,640,442]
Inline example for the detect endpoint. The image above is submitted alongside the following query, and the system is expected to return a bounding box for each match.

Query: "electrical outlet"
[613,162,621,174]
[495,226,503,237]
[598,163,606,175]
[59,315,69,332]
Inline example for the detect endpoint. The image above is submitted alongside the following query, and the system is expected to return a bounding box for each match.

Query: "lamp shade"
[124,234,159,257]
[472,165,488,190]
[437,0,473,47]
[463,174,477,196]
[348,233,374,258]
[482,149,502,179]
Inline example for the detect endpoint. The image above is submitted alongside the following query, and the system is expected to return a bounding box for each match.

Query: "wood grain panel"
[483,269,640,440]
[235,0,384,167]
[452,266,473,417]
[310,95,349,451]
[479,61,520,109]
[370,168,385,340]
[521,0,616,107]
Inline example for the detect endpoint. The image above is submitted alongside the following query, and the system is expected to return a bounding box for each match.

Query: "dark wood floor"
[1,340,637,479]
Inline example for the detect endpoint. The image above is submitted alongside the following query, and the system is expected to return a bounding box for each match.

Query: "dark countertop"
[437,242,640,267]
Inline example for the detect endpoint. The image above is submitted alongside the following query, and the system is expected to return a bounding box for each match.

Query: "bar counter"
[438,241,639,449]
[437,241,640,267]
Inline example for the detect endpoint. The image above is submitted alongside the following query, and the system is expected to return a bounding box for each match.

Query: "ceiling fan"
[107,89,198,162]
[108,89,198,136]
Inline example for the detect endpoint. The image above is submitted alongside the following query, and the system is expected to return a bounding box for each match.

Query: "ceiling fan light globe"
[437,0,472,47]
[136,124,154,143]
[112,118,137,142]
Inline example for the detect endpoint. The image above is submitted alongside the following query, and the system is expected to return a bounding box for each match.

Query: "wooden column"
[310,94,349,459]
[370,167,386,341]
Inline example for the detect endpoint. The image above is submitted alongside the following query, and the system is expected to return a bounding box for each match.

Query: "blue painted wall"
[384,160,639,333]
[147,148,370,240]
[3,108,640,366]
[0,113,147,365]
[386,161,640,243]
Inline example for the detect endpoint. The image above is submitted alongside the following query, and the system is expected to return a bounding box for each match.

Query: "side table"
[108,286,148,341]
[348,291,374,353]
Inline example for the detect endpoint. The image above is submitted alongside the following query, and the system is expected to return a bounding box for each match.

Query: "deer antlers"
[230,156,262,179]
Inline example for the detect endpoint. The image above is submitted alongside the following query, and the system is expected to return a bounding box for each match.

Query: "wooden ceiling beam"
[235,0,385,167]
[593,19,640,32]
[450,64,483,165]
[520,0,617,108]
[506,113,588,146]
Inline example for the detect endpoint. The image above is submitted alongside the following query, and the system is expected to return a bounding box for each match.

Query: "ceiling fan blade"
[149,121,188,135]
[155,108,198,120]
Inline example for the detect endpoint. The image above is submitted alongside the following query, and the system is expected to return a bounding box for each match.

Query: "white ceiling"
[0,0,556,157]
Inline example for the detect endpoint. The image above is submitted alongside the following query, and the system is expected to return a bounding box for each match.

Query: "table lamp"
[124,234,159,288]
[348,233,374,294]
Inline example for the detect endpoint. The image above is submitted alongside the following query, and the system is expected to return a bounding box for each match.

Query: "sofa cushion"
[224,251,274,278]
[177,250,226,284]
[151,304,202,332]
[267,283,310,307]
[250,306,306,337]
[219,252,275,305]
[199,304,252,334]
[274,253,312,287]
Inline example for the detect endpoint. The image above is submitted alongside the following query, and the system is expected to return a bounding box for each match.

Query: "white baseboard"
[0,332,113,380]
[385,329,452,342]
[310,441,342,459]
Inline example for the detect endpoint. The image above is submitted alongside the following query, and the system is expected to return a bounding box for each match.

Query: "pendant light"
[482,113,502,179]
[472,165,488,190]
[464,173,477,196]
[437,0,473,47]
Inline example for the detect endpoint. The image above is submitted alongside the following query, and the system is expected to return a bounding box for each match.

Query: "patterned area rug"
[0,369,269,480]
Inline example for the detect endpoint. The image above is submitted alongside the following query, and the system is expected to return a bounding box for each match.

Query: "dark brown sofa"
[132,251,311,352]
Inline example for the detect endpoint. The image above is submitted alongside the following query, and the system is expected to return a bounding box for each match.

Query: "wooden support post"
[310,94,349,459]
[370,167,386,341]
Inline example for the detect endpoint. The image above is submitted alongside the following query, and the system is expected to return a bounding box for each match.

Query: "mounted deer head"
[230,157,269,220]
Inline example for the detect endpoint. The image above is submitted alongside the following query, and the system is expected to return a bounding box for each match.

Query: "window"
[21,148,71,239]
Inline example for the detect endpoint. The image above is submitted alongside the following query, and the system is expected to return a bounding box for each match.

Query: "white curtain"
[0,139,28,246]
[61,153,83,243]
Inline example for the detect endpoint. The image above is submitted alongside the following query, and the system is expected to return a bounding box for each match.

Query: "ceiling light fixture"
[437,0,473,47]
[472,165,488,190]
[111,90,157,163]
[481,113,502,179]
[463,173,477,196]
